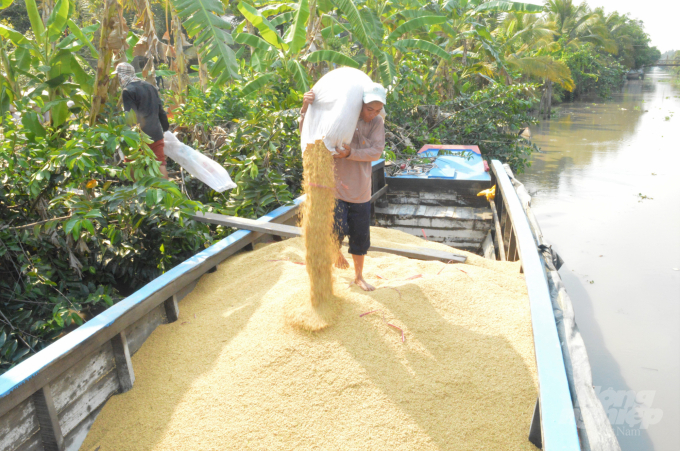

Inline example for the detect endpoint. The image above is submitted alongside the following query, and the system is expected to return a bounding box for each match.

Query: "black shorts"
[334,199,371,255]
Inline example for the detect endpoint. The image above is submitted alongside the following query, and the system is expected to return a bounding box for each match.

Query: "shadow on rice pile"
[82,227,539,451]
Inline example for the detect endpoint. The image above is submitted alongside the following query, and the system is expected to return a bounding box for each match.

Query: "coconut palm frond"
[506,54,574,90]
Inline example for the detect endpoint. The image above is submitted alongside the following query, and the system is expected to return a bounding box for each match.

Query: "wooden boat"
[0,151,620,451]
[374,145,494,253]
[626,69,644,80]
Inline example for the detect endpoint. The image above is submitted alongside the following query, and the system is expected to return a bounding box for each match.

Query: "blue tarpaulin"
[394,145,491,181]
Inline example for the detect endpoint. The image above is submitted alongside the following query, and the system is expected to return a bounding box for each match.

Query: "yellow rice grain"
[82,228,538,451]
[288,140,339,331]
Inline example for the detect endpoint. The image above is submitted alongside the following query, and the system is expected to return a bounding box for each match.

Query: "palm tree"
[543,0,614,52]
[497,12,574,90]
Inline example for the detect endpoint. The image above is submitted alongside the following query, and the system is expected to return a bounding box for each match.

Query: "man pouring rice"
[299,82,386,292]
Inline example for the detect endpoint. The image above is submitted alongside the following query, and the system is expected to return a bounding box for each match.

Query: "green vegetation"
[670,51,680,87]
[0,0,661,371]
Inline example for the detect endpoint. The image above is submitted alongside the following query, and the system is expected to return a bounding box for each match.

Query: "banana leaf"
[240,72,278,96]
[377,51,396,87]
[234,32,274,52]
[393,39,451,60]
[288,60,309,91]
[285,0,308,54]
[331,0,379,54]
[387,15,446,41]
[24,0,44,46]
[0,24,27,45]
[172,0,240,82]
[271,11,296,27]
[259,3,297,17]
[304,50,360,68]
[46,0,69,41]
[474,1,543,13]
[67,19,99,58]
[238,1,288,50]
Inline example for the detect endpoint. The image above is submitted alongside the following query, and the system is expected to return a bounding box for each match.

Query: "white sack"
[163,131,236,193]
[300,67,373,154]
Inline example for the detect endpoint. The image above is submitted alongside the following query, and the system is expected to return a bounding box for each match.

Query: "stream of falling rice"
[287,140,339,330]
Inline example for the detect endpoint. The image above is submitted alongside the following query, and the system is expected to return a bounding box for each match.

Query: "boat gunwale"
[490,160,580,450]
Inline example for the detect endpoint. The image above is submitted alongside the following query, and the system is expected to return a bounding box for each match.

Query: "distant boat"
[626,69,644,80]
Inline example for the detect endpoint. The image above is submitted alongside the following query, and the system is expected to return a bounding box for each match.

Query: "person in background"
[115,63,170,179]
[299,82,386,291]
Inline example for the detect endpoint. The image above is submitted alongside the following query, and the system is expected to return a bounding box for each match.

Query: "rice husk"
[82,228,538,451]
[287,140,339,331]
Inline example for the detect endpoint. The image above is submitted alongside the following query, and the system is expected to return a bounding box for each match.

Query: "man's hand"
[302,91,315,111]
[299,91,315,132]
[333,144,351,159]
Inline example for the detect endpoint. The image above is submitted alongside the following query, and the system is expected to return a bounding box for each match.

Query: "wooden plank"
[385,178,492,208]
[481,231,496,261]
[490,160,579,451]
[507,227,518,262]
[124,303,167,357]
[0,397,38,451]
[374,214,476,231]
[57,371,118,437]
[31,387,64,451]
[193,213,467,263]
[61,403,106,451]
[384,226,487,243]
[489,199,506,261]
[369,184,388,203]
[13,431,42,451]
[375,204,489,220]
[174,279,199,303]
[371,159,385,172]
[164,294,180,323]
[194,213,301,238]
[110,331,134,393]
[50,344,115,414]
[0,197,304,419]
[369,245,466,263]
[529,397,542,448]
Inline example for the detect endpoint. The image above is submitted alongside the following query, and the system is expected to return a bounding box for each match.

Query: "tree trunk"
[462,39,467,66]
[305,0,317,45]
[197,51,208,92]
[89,0,117,127]
[539,79,553,119]
[173,15,188,102]
[108,6,130,98]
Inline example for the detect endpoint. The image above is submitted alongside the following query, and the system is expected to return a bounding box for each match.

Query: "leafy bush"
[386,83,540,173]
[556,45,627,100]
[0,102,208,372]
[172,84,249,131]
[172,81,303,218]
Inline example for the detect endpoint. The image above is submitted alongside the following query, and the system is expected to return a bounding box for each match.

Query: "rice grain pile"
[288,140,338,331]
[82,228,538,451]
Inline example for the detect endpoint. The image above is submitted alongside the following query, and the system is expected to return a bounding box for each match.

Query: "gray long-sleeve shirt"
[122,81,169,142]
[334,115,385,203]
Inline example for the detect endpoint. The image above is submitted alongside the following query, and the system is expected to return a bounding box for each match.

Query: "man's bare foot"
[354,276,375,291]
[335,252,350,269]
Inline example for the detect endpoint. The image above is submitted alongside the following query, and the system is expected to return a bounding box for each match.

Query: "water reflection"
[522,69,680,451]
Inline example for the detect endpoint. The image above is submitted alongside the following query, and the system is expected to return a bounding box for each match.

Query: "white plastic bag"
[300,67,373,154]
[163,131,236,192]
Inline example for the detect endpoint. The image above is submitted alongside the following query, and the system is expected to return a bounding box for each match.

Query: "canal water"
[522,68,680,451]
